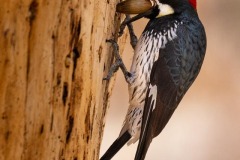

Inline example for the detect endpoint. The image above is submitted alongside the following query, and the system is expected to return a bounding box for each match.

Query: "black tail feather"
[100,131,131,160]
[134,106,153,160]
[134,136,152,160]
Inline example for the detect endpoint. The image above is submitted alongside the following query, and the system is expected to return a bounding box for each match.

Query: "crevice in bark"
[50,113,54,132]
[62,82,69,106]
[72,47,80,80]
[39,124,44,135]
[66,116,74,143]
[29,0,38,25]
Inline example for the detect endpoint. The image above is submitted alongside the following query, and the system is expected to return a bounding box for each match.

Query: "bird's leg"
[118,12,148,37]
[119,15,138,49]
[118,8,155,46]
[103,9,154,82]
[104,39,133,83]
[126,15,138,49]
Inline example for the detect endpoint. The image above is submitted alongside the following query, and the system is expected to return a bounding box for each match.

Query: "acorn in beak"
[116,0,154,14]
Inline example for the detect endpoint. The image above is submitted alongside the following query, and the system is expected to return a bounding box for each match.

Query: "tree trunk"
[0,0,126,159]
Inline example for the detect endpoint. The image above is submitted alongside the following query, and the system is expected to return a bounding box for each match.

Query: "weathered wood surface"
[0,0,127,159]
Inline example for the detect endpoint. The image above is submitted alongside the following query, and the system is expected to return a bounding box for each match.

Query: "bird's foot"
[104,39,133,83]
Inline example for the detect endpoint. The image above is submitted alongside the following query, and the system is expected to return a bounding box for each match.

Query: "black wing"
[134,21,206,160]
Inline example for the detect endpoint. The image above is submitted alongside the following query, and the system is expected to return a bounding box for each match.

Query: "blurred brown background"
[101,0,240,159]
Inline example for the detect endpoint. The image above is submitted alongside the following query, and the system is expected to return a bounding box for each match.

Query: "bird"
[101,0,207,159]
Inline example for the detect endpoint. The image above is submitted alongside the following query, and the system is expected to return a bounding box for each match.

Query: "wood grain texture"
[0,0,127,159]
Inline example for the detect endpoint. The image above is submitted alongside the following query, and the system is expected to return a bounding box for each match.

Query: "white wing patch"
[149,84,158,111]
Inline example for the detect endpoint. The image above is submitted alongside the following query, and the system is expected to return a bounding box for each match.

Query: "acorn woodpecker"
[102,0,206,159]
